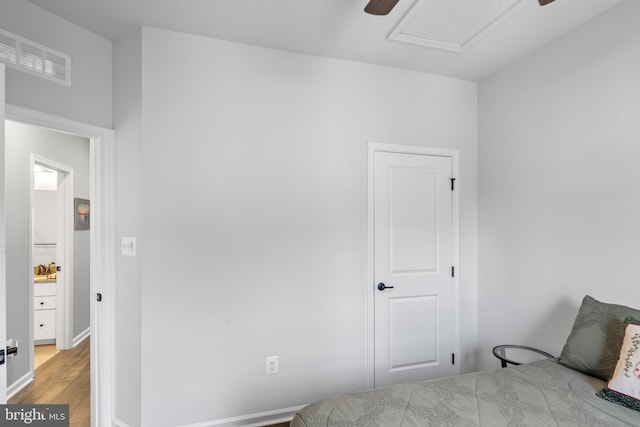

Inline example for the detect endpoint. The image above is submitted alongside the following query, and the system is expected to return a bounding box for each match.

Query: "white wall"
[137,27,477,426]
[478,0,640,370]
[33,190,57,266]
[113,30,142,427]
[5,121,91,385]
[0,0,112,128]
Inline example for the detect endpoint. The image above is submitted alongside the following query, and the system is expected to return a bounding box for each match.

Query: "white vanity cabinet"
[34,282,56,343]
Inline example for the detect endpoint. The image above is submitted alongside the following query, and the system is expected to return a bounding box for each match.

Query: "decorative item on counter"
[34,262,57,282]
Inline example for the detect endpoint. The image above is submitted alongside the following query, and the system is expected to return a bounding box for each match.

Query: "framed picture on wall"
[74,198,90,230]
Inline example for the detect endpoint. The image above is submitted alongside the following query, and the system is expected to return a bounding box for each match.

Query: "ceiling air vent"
[0,28,71,86]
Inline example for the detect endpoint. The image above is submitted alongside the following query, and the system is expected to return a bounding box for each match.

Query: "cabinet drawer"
[34,282,56,297]
[34,310,56,341]
[34,296,56,310]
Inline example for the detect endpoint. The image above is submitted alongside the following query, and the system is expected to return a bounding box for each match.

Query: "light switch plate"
[121,237,136,256]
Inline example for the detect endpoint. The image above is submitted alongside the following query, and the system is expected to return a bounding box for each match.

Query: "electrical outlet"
[266,356,279,374]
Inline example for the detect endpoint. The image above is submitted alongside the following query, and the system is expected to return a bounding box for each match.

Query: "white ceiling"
[23,0,624,81]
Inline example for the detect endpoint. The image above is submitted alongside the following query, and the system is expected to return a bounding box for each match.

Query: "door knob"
[377,282,394,291]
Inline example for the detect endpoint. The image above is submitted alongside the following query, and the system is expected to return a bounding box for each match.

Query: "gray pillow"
[558,295,640,381]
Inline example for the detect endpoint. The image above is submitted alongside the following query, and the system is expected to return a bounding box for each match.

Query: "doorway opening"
[6,121,90,422]
[3,103,116,426]
[32,162,64,366]
[31,155,81,353]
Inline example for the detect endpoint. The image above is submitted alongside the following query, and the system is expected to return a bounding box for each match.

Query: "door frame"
[6,104,116,427]
[367,142,460,389]
[1,64,6,403]
[30,155,75,353]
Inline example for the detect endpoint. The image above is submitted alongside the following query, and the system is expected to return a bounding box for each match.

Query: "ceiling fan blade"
[364,0,401,15]
[538,0,556,5]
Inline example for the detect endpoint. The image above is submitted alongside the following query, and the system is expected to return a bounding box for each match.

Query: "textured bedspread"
[291,360,640,426]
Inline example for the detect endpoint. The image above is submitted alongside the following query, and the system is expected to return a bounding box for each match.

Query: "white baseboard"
[73,328,90,347]
[112,417,131,427]
[7,371,33,400]
[178,405,305,427]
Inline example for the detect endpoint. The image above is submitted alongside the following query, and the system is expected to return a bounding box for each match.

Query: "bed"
[291,296,640,426]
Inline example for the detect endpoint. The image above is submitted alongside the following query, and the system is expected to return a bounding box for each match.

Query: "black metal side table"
[492,345,554,368]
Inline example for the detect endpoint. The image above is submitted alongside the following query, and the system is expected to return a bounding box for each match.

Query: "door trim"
[6,104,116,427]
[367,142,460,389]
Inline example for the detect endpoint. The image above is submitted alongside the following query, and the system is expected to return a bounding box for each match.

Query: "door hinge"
[452,353,455,365]
[451,266,455,277]
[450,178,456,191]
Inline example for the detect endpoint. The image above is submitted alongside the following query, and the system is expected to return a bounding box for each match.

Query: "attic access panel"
[389,0,524,53]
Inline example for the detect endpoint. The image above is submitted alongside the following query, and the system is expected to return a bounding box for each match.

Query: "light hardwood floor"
[34,343,59,369]
[9,338,90,427]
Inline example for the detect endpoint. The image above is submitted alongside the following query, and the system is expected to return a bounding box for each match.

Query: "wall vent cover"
[0,28,71,86]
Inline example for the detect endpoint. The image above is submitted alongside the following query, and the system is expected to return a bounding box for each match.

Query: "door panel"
[389,295,438,369]
[389,167,438,273]
[374,151,454,387]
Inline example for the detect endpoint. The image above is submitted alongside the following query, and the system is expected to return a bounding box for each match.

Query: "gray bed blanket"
[291,359,640,426]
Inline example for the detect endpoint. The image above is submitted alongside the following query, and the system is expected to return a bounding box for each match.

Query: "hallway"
[9,338,90,427]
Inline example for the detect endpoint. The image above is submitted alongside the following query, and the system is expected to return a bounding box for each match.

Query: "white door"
[0,64,7,402]
[374,151,455,387]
